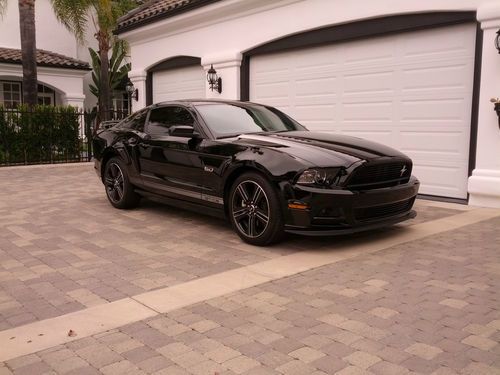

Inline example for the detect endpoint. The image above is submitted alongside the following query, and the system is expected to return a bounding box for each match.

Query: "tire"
[228,172,284,246]
[103,157,140,209]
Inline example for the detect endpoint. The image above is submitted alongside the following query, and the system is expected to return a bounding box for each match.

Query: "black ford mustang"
[93,100,419,246]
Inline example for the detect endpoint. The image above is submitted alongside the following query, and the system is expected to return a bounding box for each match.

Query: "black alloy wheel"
[104,157,140,209]
[229,172,284,246]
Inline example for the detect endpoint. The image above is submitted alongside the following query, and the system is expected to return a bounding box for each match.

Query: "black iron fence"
[0,106,128,166]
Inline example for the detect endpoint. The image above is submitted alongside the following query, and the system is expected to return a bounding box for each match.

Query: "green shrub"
[0,105,83,165]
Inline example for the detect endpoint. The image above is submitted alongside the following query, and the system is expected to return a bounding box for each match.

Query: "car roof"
[150,99,264,108]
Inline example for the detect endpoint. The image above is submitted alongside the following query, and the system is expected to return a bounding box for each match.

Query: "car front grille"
[346,161,412,189]
[354,198,415,222]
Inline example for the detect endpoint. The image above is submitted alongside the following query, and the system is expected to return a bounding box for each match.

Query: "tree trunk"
[18,0,38,107]
[97,31,111,121]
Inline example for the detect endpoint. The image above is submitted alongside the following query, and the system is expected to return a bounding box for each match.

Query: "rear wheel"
[229,172,284,246]
[103,157,140,209]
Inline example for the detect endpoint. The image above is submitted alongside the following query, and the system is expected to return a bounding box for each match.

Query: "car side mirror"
[170,125,198,138]
[132,130,151,141]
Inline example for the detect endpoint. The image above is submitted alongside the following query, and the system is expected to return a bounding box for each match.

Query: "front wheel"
[103,157,140,209]
[228,172,284,246]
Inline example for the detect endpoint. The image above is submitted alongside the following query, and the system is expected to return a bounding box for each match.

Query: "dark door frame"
[240,11,481,201]
[146,56,202,106]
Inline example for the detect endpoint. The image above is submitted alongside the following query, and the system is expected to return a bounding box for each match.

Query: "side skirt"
[135,189,226,220]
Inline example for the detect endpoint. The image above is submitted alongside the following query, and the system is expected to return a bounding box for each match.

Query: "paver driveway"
[0,164,499,374]
[0,164,460,331]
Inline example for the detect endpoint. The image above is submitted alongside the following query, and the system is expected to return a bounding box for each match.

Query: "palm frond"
[50,0,91,43]
[0,0,7,17]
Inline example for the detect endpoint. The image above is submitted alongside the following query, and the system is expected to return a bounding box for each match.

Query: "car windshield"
[194,103,307,138]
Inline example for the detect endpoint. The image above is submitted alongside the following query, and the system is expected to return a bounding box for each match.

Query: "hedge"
[0,105,84,165]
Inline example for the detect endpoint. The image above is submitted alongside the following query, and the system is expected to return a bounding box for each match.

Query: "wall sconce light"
[125,80,139,101]
[495,29,500,54]
[490,98,500,129]
[207,64,222,93]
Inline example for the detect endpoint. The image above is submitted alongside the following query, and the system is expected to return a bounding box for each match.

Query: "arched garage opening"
[146,56,203,105]
[240,12,482,201]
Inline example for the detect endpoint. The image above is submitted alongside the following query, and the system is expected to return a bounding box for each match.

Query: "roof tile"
[116,0,220,33]
[0,47,90,71]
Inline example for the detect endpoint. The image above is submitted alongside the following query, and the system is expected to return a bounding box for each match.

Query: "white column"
[128,69,147,112]
[468,2,500,208]
[64,93,85,111]
[202,52,242,100]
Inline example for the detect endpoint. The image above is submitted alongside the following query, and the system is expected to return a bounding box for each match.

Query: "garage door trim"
[146,56,202,105]
[240,11,482,202]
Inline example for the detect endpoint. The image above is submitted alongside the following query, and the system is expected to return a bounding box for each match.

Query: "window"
[112,91,129,116]
[0,81,22,108]
[147,106,195,136]
[116,109,148,132]
[194,103,305,138]
[37,84,55,106]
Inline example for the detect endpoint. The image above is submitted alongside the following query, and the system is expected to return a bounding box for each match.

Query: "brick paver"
[0,165,461,331]
[1,197,498,374]
[0,165,285,330]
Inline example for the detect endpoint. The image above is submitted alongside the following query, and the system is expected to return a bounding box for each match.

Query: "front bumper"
[283,176,420,235]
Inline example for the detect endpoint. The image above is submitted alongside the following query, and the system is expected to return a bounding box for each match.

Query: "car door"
[111,109,149,186]
[138,105,204,203]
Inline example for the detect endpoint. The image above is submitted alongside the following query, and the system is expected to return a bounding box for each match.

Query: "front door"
[139,105,204,203]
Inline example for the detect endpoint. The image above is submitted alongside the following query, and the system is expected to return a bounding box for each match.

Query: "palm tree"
[88,40,131,102]
[50,0,138,121]
[18,0,38,107]
[0,0,138,115]
[0,0,38,106]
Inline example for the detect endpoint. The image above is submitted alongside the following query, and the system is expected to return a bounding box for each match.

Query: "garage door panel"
[400,131,469,157]
[401,26,475,58]
[341,130,393,145]
[400,98,467,121]
[295,78,337,97]
[152,65,205,103]
[343,71,395,96]
[342,101,394,121]
[293,104,336,122]
[401,64,473,93]
[250,23,476,199]
[342,40,394,65]
[412,163,469,197]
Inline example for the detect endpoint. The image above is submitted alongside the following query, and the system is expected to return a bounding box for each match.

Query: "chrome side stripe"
[144,181,224,205]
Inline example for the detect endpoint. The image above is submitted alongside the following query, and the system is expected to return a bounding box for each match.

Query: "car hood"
[231,131,408,167]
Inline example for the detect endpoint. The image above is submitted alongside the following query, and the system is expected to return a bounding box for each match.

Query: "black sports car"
[93,100,419,246]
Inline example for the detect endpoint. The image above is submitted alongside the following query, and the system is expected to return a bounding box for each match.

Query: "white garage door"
[152,65,205,103]
[250,23,476,199]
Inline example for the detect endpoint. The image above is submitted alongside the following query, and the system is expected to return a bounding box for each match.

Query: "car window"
[116,110,148,132]
[195,103,306,138]
[147,106,195,136]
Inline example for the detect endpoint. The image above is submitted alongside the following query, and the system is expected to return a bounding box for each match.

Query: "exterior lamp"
[490,98,500,129]
[495,29,500,54]
[125,80,138,101]
[207,64,222,93]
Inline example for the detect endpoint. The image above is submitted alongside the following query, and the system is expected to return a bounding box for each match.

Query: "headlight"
[296,168,343,187]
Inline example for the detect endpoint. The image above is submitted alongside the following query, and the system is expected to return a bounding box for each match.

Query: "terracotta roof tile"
[0,47,90,71]
[116,0,220,33]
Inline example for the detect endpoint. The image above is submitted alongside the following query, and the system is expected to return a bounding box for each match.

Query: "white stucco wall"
[0,0,78,57]
[0,0,98,109]
[120,0,500,208]
[0,63,88,109]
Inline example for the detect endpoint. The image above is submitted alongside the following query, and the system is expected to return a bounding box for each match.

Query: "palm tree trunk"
[97,31,111,121]
[18,0,38,107]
